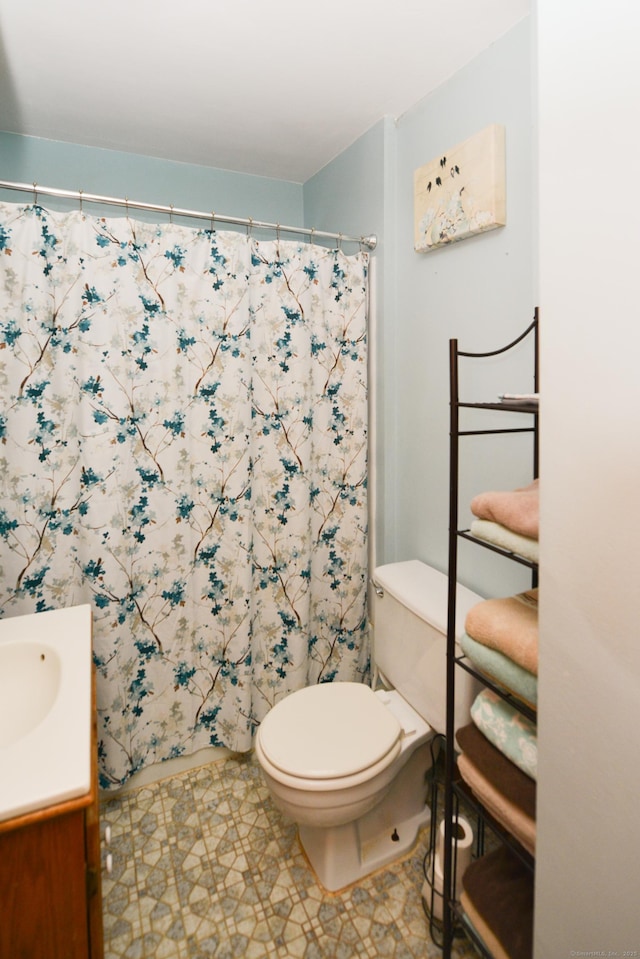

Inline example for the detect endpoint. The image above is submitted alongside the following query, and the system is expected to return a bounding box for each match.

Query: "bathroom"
[0,1,639,956]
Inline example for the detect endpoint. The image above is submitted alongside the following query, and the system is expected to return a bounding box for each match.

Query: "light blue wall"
[0,132,303,227]
[303,119,389,241]
[305,18,535,598]
[393,16,535,597]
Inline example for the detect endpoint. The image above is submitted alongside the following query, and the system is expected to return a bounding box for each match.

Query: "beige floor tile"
[100,753,480,959]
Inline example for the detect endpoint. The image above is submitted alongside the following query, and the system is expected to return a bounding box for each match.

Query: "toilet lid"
[258,682,402,780]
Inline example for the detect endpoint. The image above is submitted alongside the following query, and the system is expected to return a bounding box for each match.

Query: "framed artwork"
[414,124,506,253]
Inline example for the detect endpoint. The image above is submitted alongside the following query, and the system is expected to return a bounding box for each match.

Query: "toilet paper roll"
[435,814,474,890]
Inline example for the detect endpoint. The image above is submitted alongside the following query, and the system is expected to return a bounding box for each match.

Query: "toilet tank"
[371,560,482,736]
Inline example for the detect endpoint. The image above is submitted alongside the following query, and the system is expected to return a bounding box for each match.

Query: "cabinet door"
[0,809,89,959]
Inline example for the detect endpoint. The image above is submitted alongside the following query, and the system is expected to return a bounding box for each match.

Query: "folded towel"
[460,896,505,959]
[460,632,537,709]
[456,723,536,854]
[458,904,493,957]
[469,519,539,564]
[471,689,537,780]
[461,845,534,959]
[498,392,539,406]
[465,589,539,676]
[470,479,539,540]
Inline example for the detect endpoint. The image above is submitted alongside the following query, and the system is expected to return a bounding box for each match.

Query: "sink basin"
[0,605,93,822]
[0,641,62,748]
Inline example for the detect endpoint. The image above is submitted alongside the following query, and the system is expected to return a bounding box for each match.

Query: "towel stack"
[455,479,539,959]
[463,478,540,710]
[469,478,539,565]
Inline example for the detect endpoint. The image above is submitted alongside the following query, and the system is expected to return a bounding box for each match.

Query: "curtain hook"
[125,196,130,217]
[338,232,343,251]
[310,227,316,246]
[170,204,174,224]
[210,211,215,231]
[33,181,38,206]
[247,217,253,238]
[276,223,281,243]
[79,189,83,214]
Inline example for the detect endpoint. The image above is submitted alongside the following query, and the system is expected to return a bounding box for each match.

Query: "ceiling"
[0,0,529,184]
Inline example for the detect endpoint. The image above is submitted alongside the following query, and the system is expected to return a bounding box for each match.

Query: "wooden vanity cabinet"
[0,677,104,959]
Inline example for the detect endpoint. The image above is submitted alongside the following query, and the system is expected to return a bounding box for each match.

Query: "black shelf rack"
[442,310,539,959]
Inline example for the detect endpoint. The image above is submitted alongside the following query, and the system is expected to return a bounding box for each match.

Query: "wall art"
[414,124,506,253]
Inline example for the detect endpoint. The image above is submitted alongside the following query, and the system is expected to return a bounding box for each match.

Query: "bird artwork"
[413,124,506,252]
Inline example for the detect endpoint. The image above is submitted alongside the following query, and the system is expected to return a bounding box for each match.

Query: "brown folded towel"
[465,589,539,676]
[456,723,536,854]
[461,893,509,959]
[470,478,539,540]
[461,845,534,959]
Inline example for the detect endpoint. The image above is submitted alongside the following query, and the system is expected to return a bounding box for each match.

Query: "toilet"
[254,560,482,891]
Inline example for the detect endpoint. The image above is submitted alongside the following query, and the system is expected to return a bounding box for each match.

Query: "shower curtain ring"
[276,223,281,243]
[338,232,343,251]
[33,182,38,206]
[210,211,215,231]
[125,196,130,216]
[247,217,253,237]
[310,227,316,246]
[170,204,174,224]
[79,189,83,213]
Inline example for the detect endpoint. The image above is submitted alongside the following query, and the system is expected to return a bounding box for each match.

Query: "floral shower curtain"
[0,201,369,789]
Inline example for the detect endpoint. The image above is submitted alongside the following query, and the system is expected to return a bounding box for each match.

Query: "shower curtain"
[0,201,369,788]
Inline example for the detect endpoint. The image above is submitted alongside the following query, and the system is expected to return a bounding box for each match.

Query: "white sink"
[0,605,93,822]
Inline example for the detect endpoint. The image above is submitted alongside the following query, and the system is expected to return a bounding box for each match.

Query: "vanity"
[0,606,104,959]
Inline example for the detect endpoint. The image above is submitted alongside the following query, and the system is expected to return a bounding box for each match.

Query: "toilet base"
[297,740,433,892]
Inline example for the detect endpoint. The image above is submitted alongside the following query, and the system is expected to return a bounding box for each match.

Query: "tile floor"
[100,752,478,959]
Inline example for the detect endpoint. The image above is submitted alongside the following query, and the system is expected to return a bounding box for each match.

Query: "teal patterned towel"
[470,689,537,781]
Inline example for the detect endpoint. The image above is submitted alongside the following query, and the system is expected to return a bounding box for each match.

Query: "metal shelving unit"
[442,310,539,959]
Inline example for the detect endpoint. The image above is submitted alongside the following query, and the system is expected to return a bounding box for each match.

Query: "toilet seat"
[257,682,402,781]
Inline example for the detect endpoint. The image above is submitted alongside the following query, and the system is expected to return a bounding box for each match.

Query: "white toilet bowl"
[254,681,435,891]
[254,560,483,892]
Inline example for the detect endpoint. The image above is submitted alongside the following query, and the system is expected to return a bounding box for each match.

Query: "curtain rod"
[0,179,377,251]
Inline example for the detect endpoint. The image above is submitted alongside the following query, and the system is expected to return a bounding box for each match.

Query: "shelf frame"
[442,309,538,958]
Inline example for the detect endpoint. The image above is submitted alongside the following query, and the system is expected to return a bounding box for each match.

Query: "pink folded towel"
[470,479,539,540]
[465,589,538,676]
